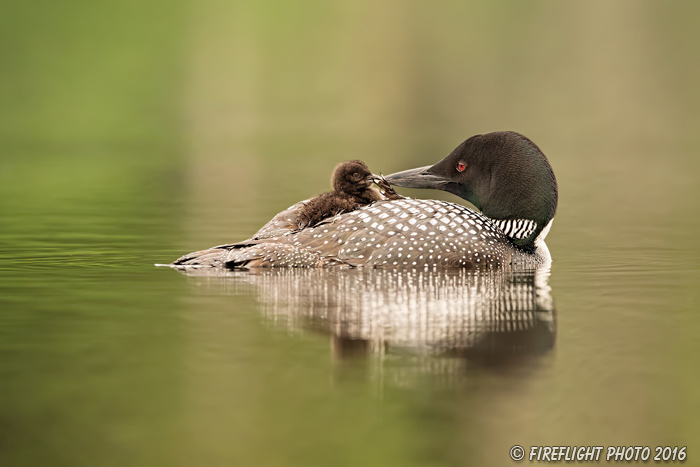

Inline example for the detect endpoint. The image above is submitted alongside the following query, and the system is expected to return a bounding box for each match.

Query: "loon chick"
[170,131,557,269]
[297,160,382,229]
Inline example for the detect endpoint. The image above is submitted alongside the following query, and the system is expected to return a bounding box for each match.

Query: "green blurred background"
[1,0,700,466]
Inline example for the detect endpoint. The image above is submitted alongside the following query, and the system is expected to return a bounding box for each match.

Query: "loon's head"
[385,131,558,251]
[331,160,376,196]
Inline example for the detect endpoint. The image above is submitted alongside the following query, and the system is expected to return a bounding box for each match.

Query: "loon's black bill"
[384,166,449,190]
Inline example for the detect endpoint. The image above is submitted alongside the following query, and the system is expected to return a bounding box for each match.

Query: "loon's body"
[171,131,557,270]
[297,160,382,229]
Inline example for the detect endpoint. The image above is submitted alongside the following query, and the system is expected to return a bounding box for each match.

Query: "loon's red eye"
[456,162,466,172]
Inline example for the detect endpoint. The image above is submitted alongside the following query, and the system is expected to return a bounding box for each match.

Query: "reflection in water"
[181,265,556,381]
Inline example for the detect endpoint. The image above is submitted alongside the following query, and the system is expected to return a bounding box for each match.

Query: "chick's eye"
[352,173,361,179]
[456,162,466,172]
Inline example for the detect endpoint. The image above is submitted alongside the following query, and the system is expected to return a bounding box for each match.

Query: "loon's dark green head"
[385,131,558,251]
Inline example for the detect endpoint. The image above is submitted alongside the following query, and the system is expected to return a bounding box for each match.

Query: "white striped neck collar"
[490,218,538,240]
[488,217,553,251]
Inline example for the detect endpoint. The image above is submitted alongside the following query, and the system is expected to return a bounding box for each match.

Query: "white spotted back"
[286,199,512,268]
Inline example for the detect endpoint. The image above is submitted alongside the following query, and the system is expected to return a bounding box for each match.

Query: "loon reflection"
[182,264,556,369]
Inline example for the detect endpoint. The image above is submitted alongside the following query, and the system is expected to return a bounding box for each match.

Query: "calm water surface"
[1,181,699,466]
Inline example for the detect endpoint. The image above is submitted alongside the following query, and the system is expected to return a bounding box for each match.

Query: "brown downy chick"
[297,160,382,229]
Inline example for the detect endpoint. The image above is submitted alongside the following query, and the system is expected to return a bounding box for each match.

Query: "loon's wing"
[248,200,309,240]
[170,201,306,267]
[196,200,308,253]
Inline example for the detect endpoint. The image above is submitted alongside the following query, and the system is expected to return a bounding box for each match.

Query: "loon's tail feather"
[171,247,233,269]
[171,240,355,270]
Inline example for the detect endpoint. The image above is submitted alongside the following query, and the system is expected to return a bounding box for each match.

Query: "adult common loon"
[297,160,382,229]
[170,131,557,269]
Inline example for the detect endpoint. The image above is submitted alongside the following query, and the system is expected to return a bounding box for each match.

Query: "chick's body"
[297,160,381,228]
